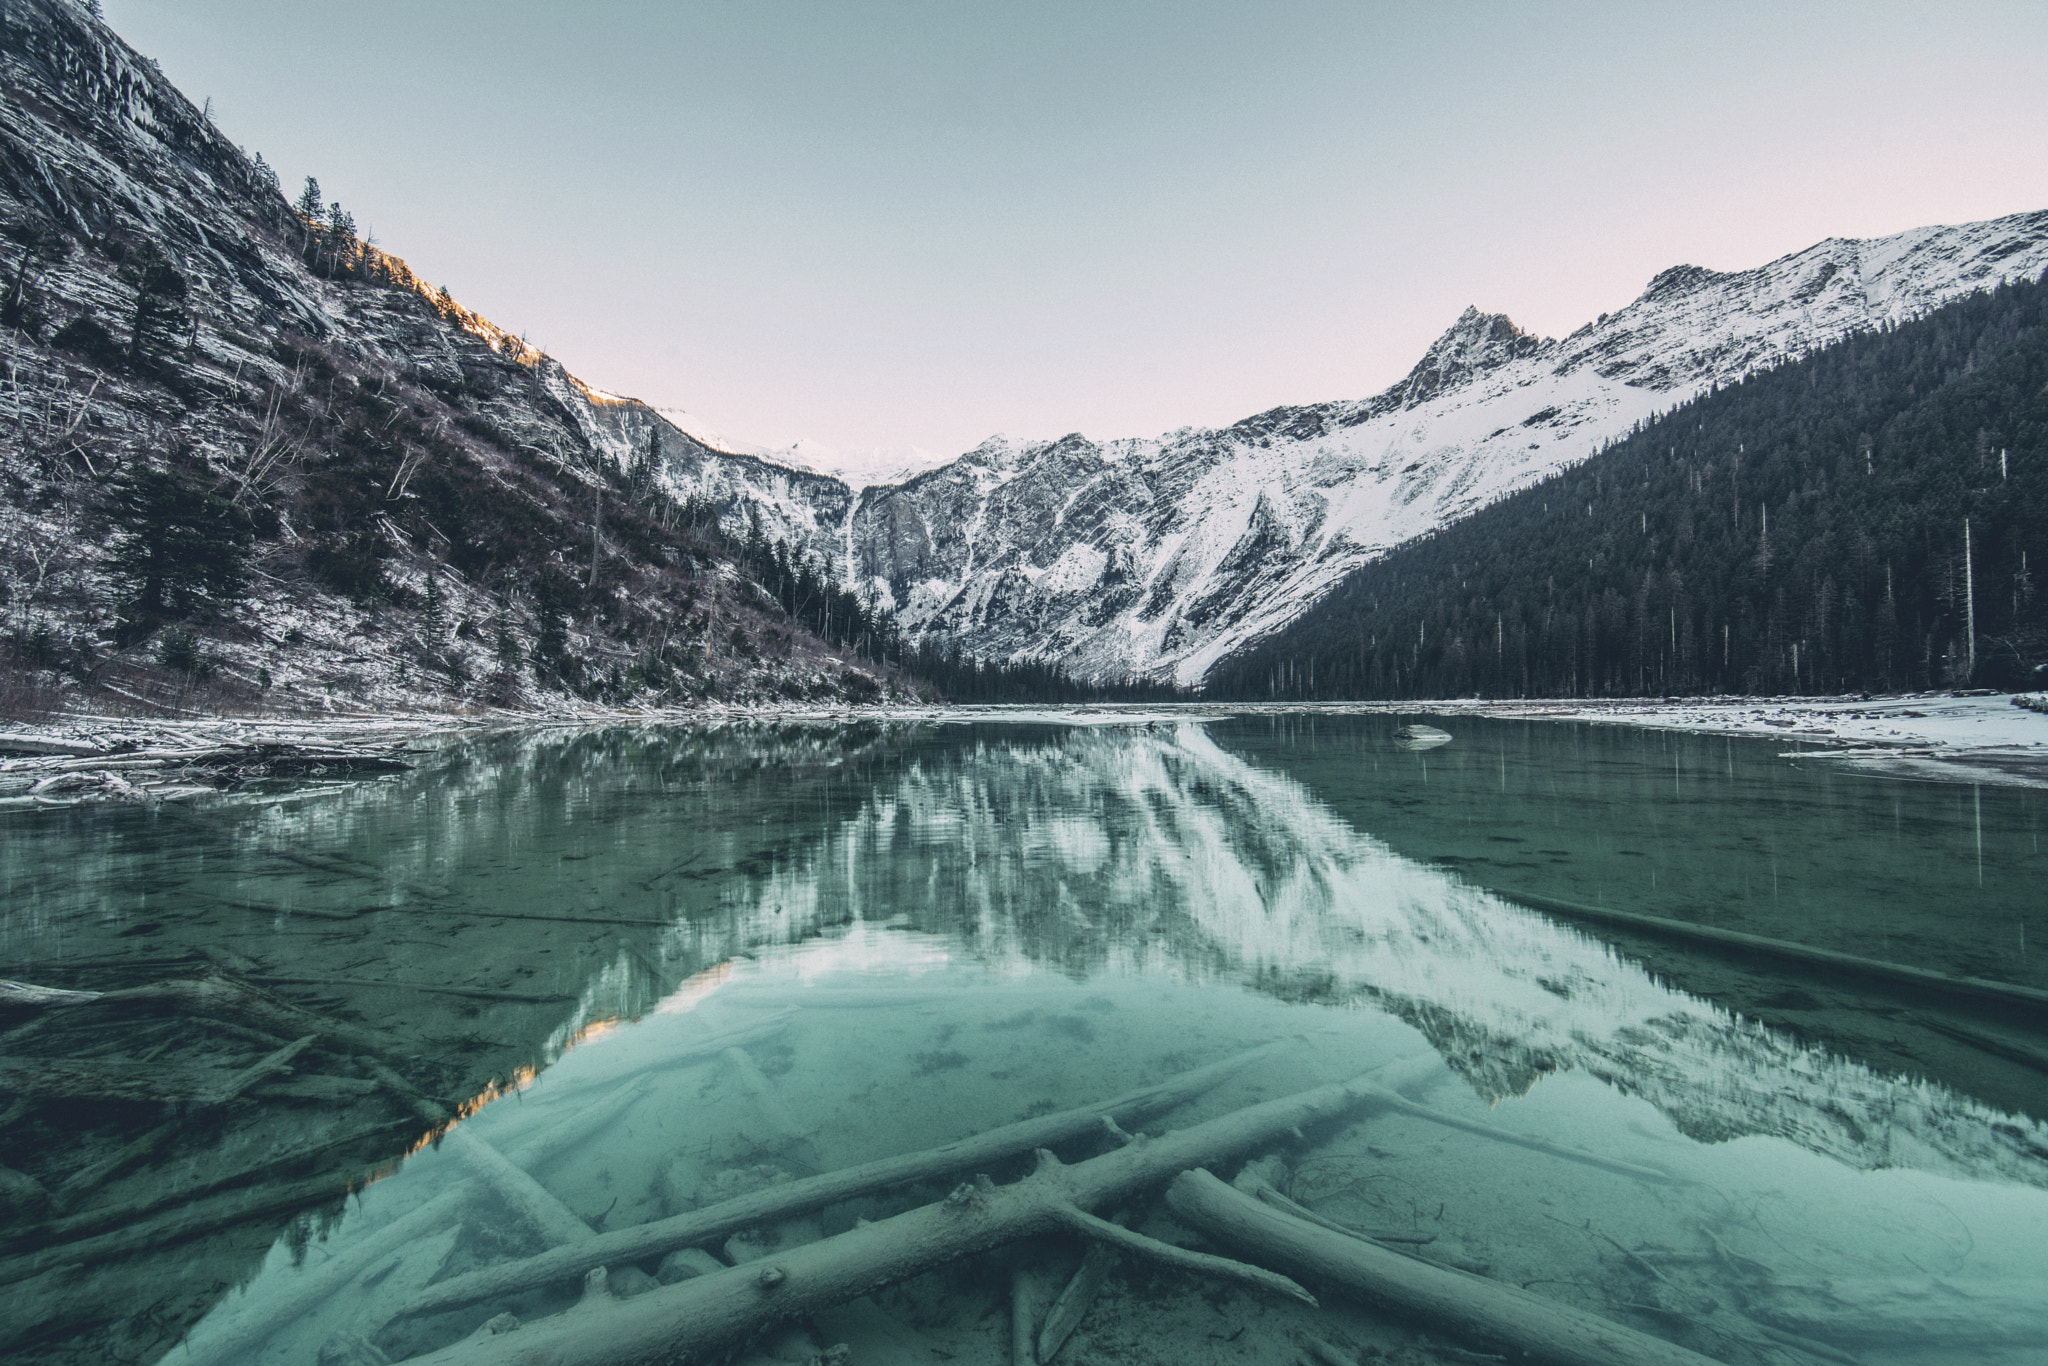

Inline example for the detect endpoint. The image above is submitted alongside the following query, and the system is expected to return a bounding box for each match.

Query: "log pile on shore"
[0,721,437,805]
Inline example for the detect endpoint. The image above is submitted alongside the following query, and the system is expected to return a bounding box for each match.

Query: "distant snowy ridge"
[722,212,2047,687]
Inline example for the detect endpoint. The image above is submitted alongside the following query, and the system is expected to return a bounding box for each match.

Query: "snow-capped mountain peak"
[1395,306,1546,408]
[781,210,2048,687]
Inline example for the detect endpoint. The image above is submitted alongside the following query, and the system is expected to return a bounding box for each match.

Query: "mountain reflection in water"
[4,718,2044,1366]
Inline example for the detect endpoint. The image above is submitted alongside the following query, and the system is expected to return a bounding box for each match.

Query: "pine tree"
[106,465,255,641]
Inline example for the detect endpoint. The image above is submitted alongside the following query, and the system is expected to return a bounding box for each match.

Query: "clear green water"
[2,715,2044,1366]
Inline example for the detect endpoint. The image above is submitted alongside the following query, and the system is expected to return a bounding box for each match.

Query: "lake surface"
[2,713,2044,1366]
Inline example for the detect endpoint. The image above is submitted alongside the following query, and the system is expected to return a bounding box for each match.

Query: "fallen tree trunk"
[394,1043,1282,1322]
[394,1068,1375,1366]
[57,1034,320,1198]
[1166,1168,1725,1366]
[1511,889,2048,1018]
[246,975,577,1004]
[0,1054,363,1106]
[34,975,413,1064]
[439,1128,595,1249]
[0,980,103,1010]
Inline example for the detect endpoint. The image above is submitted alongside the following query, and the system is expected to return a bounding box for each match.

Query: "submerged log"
[1512,889,2048,1017]
[0,1169,359,1288]
[1166,1168,1723,1366]
[1035,1242,1116,1362]
[58,1034,320,1198]
[1239,1173,1435,1246]
[392,1070,1372,1366]
[0,1056,209,1104]
[247,975,577,1004]
[394,1042,1281,1322]
[0,980,104,1010]
[440,1128,596,1249]
[1009,1264,1038,1366]
[171,1078,659,1366]
[34,975,414,1064]
[0,1053,359,1106]
[0,1164,51,1217]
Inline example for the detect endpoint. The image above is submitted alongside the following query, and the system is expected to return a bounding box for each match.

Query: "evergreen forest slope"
[1207,272,2048,700]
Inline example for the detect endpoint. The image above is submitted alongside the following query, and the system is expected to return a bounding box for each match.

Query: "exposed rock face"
[0,0,894,711]
[822,214,2048,686]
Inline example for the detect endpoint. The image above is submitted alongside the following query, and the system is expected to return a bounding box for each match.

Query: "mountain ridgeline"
[1206,272,2048,701]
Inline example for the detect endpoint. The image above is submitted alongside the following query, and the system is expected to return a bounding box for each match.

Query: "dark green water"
[2,715,2043,1366]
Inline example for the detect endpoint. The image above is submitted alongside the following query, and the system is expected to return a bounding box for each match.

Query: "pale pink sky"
[114,1,2048,481]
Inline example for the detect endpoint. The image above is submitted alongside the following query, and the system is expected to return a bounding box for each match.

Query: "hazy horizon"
[110,0,2048,481]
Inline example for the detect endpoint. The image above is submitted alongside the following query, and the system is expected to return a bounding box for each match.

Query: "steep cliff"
[0,0,901,715]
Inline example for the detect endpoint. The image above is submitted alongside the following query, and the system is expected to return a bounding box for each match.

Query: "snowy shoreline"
[5,690,2046,804]
[1416,691,2048,788]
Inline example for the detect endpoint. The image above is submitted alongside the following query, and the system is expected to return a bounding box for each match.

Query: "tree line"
[1207,270,2048,701]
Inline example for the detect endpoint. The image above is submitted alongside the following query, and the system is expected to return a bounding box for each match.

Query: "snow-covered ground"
[9,691,2047,806]
[1423,692,2048,787]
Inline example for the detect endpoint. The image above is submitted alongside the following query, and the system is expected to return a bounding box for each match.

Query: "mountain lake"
[1,712,2043,1366]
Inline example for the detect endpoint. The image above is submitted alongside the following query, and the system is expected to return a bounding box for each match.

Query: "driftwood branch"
[391,1067,1382,1365]
[1166,1168,1723,1366]
[1052,1201,1313,1305]
[395,1042,1281,1322]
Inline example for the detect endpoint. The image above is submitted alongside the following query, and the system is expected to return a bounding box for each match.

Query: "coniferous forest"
[1207,271,2048,701]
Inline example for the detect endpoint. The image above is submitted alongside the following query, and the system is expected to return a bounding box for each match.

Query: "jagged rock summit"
[818,210,2048,686]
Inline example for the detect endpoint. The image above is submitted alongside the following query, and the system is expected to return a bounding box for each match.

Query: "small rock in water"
[658,1247,727,1284]
[725,1231,772,1264]
[607,1265,660,1298]
[1393,724,1453,750]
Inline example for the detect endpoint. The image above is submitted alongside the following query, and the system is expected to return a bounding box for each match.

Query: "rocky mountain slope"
[0,0,905,716]
[825,212,2048,686]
